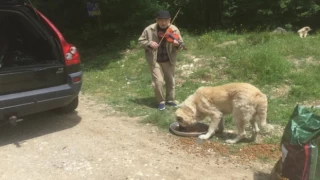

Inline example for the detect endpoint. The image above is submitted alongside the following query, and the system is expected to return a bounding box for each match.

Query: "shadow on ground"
[254,171,271,180]
[214,131,254,143]
[129,97,157,108]
[0,110,81,147]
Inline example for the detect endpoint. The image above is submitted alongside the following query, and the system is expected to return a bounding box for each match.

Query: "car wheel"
[57,96,79,113]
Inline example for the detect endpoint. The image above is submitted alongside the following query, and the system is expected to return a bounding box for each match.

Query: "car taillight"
[33,8,80,66]
[62,41,80,66]
[73,77,81,83]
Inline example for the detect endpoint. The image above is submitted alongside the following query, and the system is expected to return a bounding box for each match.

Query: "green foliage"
[222,0,320,30]
[30,0,320,42]
[31,0,168,45]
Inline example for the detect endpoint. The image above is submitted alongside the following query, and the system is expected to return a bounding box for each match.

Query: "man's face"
[156,18,171,29]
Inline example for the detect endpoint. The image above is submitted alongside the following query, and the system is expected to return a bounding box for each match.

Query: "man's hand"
[173,40,180,47]
[150,41,159,49]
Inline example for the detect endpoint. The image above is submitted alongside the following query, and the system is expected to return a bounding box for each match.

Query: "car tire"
[57,96,79,113]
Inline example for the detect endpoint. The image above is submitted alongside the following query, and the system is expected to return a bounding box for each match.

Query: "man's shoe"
[166,101,177,107]
[158,103,165,111]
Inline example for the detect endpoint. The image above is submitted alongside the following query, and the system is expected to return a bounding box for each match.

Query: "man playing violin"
[138,10,184,110]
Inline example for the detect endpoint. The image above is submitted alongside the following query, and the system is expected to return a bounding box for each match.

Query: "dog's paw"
[198,134,210,140]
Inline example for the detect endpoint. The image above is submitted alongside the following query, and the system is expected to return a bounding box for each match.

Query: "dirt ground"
[0,95,276,180]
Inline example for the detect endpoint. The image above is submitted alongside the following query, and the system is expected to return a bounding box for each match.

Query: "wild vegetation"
[31,0,320,43]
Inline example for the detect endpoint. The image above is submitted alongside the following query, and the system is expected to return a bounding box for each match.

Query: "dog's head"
[175,106,197,127]
[305,26,312,31]
[298,26,312,33]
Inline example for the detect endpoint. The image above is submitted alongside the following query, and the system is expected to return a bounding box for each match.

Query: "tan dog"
[297,26,311,38]
[175,82,272,144]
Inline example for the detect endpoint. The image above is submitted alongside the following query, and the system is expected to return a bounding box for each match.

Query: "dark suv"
[0,0,82,126]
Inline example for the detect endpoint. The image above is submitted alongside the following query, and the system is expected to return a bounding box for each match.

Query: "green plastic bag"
[280,105,320,180]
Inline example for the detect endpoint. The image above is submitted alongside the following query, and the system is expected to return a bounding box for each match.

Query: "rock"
[272,27,287,33]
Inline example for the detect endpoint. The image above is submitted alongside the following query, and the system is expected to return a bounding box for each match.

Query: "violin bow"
[158,8,181,46]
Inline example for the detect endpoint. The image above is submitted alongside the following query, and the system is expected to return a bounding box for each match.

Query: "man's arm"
[138,28,159,50]
[138,29,152,49]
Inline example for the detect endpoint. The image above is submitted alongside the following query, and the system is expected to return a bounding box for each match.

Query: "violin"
[158,27,187,50]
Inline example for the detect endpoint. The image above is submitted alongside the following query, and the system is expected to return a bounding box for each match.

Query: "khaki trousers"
[149,61,175,104]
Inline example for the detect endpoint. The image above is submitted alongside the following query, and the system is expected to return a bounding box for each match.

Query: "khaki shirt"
[138,23,183,65]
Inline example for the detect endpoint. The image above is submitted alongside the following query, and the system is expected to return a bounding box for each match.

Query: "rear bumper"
[0,72,82,122]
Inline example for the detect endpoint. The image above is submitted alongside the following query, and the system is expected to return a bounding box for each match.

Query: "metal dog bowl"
[169,121,209,137]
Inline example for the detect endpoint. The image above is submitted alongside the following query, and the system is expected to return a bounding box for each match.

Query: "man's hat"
[156,10,171,19]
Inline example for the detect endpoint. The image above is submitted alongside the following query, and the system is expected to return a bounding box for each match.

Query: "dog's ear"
[176,116,183,122]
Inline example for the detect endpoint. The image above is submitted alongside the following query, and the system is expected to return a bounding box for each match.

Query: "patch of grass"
[267,99,295,125]
[289,66,320,101]
[140,107,176,129]
[258,155,276,163]
[263,135,282,144]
